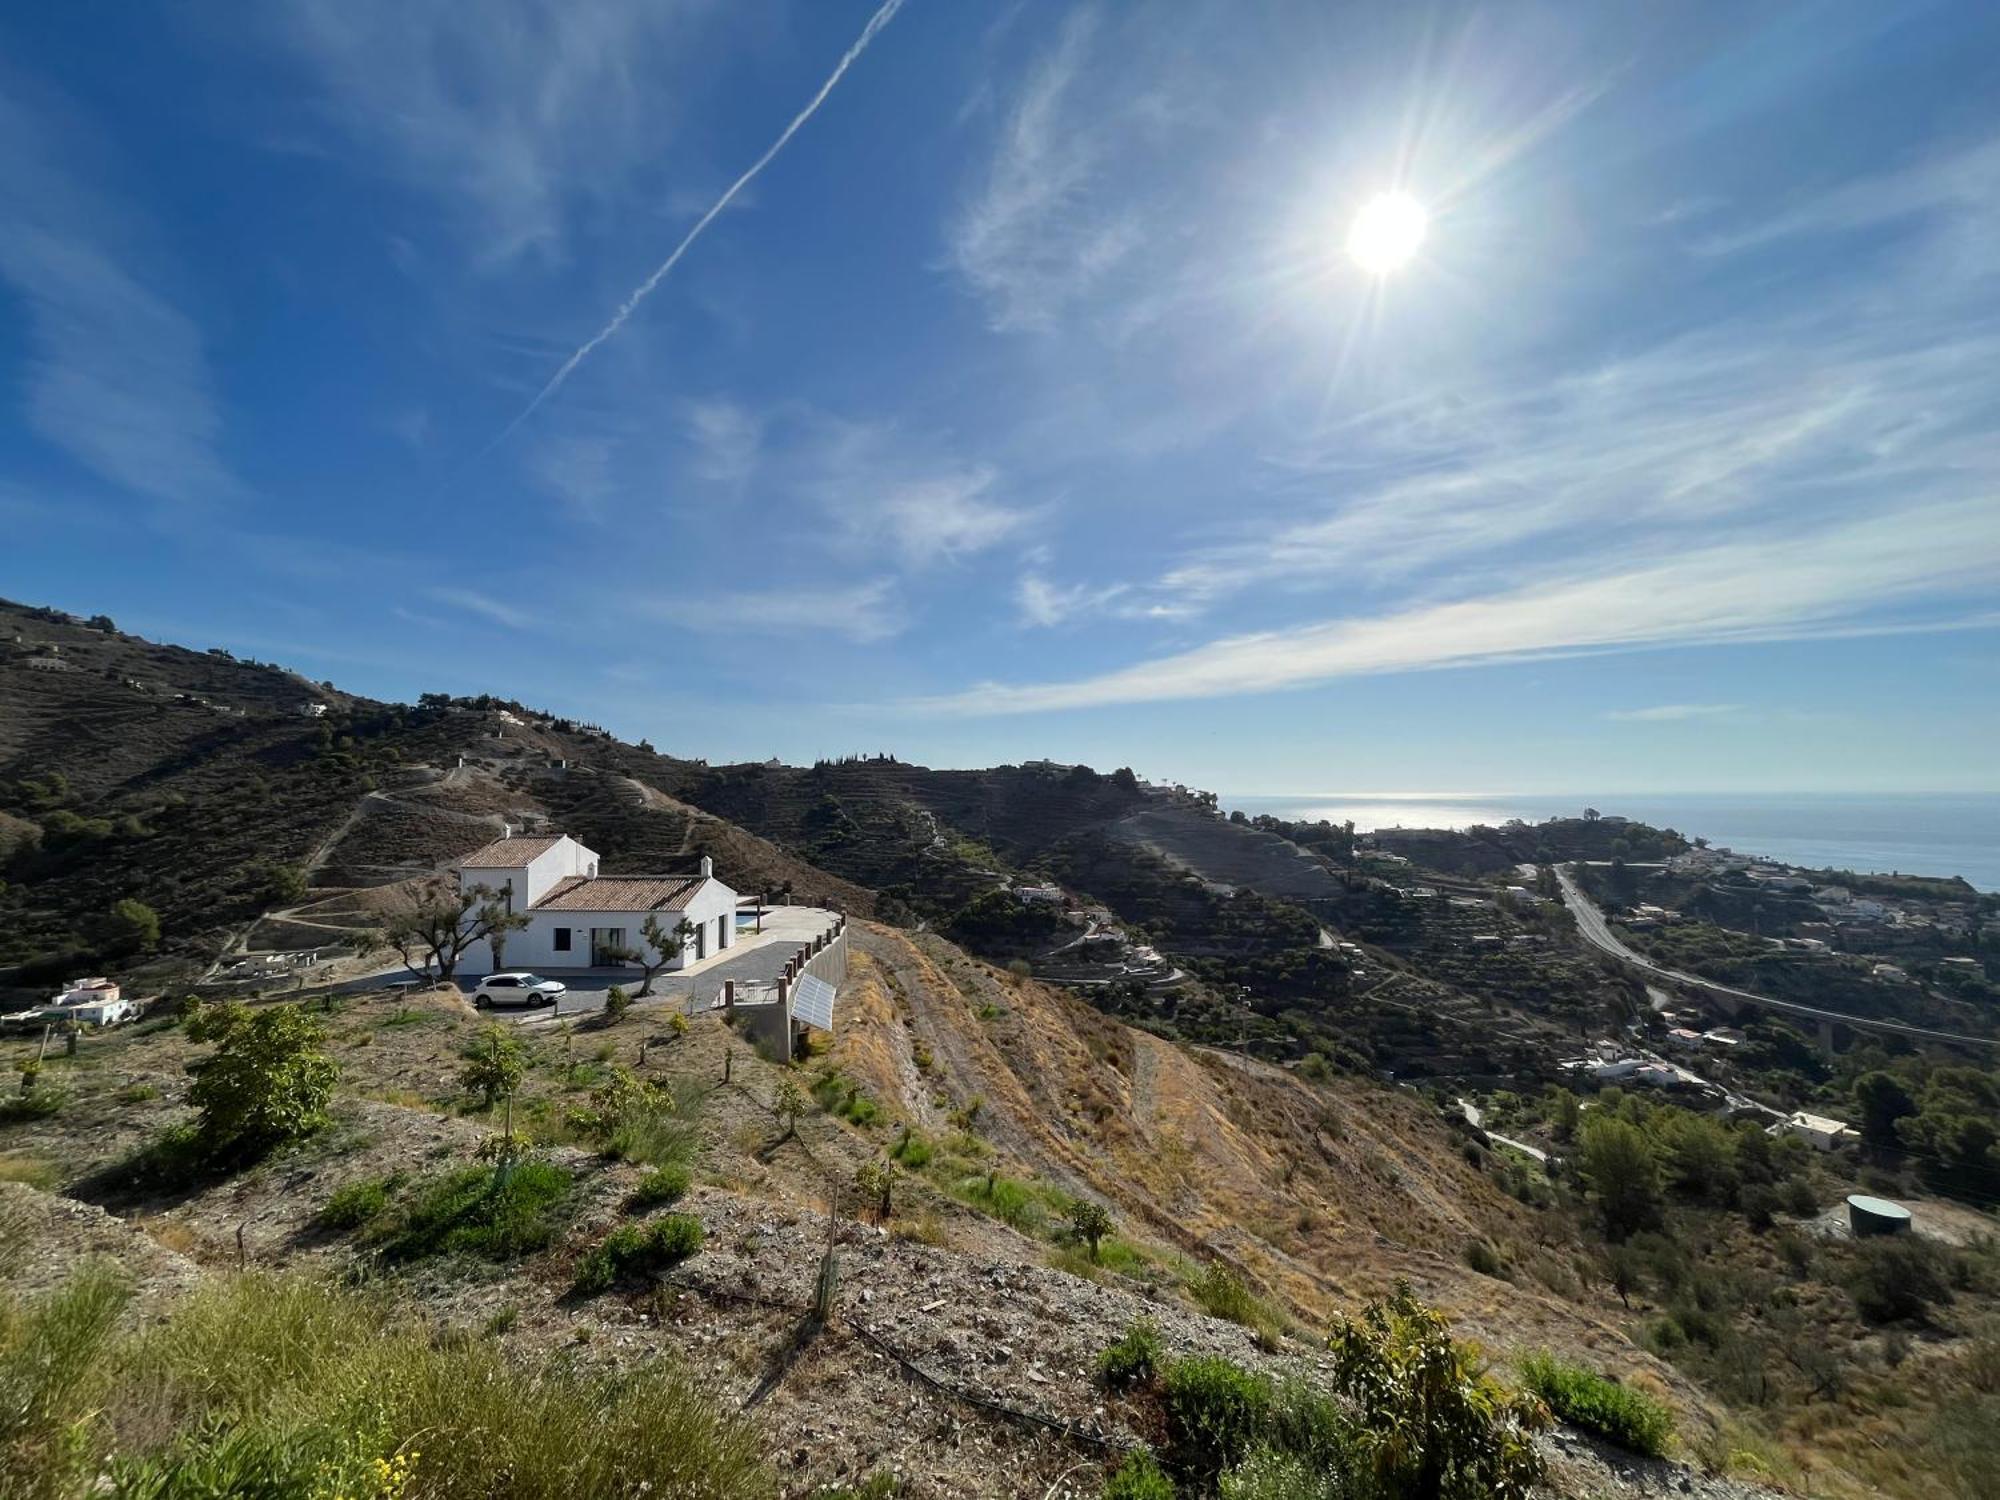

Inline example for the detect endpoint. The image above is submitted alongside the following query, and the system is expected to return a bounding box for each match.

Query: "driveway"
[470,905,840,1023]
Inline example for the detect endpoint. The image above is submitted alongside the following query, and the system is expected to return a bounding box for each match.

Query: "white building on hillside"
[453,833,739,975]
[1782,1111,1856,1151]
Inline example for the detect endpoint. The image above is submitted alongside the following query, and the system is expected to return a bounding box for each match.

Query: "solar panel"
[791,974,837,1031]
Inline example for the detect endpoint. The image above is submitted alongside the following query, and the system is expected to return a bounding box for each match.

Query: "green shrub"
[1845,1236,1955,1324]
[953,1170,1042,1231]
[370,1159,573,1263]
[319,1175,398,1231]
[1217,1448,1334,1500]
[572,1215,704,1296]
[1188,1261,1280,1338]
[1327,1280,1548,1500]
[1163,1356,1273,1485]
[1464,1239,1507,1278]
[116,1083,160,1105]
[1519,1351,1673,1458]
[889,1128,933,1169]
[603,986,632,1024]
[630,1165,692,1210]
[1101,1448,1175,1500]
[1097,1319,1164,1391]
[182,1001,338,1166]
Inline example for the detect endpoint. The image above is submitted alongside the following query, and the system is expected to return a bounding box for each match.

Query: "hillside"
[6,603,1999,1499]
[0,600,873,1001]
[3,921,1794,1499]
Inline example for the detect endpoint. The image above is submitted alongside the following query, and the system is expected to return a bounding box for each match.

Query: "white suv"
[471,972,565,1008]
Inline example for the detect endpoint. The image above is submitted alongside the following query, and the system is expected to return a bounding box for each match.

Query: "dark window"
[553,927,572,953]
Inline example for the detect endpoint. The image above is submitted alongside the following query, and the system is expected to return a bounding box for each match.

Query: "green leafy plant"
[1097,1318,1164,1391]
[1100,1448,1175,1500]
[1518,1351,1672,1458]
[1162,1356,1273,1486]
[319,1174,399,1232]
[1069,1199,1114,1262]
[1325,1280,1549,1500]
[571,1214,704,1296]
[459,1026,525,1109]
[630,1164,692,1210]
[183,1001,338,1166]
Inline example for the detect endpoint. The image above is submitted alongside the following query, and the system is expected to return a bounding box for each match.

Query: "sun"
[1346,191,1428,275]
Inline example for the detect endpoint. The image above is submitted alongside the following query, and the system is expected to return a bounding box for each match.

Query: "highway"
[1552,866,1999,1051]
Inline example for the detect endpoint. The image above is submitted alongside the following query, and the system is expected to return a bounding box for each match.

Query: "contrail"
[484,0,907,452]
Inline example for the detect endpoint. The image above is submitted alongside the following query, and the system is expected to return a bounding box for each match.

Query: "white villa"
[453,833,739,975]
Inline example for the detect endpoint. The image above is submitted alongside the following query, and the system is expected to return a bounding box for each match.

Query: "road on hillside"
[1553,866,1998,1050]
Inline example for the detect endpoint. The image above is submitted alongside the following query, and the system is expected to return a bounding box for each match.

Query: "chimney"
[699,855,713,879]
[502,822,512,839]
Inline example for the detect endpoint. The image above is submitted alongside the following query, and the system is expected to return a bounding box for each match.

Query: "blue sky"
[4,1,1998,794]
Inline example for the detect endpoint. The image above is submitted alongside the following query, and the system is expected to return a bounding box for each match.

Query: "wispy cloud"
[0,78,238,509]
[949,7,1140,332]
[641,578,902,644]
[1015,572,1130,628]
[526,432,618,519]
[802,417,1030,568]
[266,0,713,264]
[428,587,530,629]
[915,500,2000,714]
[483,0,907,445]
[1693,135,2000,257]
[684,398,762,487]
[1606,704,1738,723]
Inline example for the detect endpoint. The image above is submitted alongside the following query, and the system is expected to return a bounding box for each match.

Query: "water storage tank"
[1847,1194,1912,1237]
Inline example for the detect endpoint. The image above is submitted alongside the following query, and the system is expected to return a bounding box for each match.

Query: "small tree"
[1326,1280,1549,1500]
[634,913,693,998]
[1069,1199,1113,1262]
[382,883,525,984]
[603,985,633,1025]
[856,1158,895,1221]
[460,1025,525,1109]
[184,1001,339,1164]
[773,1079,805,1141]
[1578,1117,1663,1240]
[102,898,161,955]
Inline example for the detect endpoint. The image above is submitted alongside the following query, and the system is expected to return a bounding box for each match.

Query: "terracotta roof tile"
[459,835,564,868]
[530,875,707,912]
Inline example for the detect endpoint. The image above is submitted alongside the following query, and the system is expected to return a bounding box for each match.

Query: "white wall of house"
[458,878,739,976]
[457,835,599,911]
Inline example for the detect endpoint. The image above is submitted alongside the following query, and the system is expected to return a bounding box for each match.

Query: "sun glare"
[1346,191,1428,275]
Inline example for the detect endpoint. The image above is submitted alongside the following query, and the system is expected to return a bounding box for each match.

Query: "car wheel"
[474,994,488,1008]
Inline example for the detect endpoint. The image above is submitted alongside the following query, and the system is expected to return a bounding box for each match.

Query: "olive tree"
[382,883,526,984]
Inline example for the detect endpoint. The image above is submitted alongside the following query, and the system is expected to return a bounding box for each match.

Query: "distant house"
[1702,1026,1746,1048]
[1014,883,1065,905]
[299,701,329,718]
[1871,963,1911,983]
[1782,1111,1856,1152]
[453,834,739,974]
[39,977,137,1027]
[1664,1027,1705,1048]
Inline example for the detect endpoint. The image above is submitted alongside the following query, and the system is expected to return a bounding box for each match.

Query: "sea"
[1220,792,2000,894]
